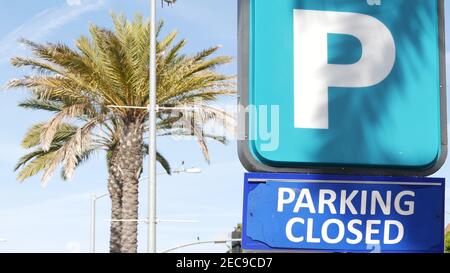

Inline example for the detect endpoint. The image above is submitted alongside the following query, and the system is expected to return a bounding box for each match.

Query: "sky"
[0,0,448,253]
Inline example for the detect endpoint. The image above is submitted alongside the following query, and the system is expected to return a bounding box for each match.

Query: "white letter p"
[294,10,396,129]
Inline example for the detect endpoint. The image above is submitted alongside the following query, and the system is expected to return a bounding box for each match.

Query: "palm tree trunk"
[108,177,123,252]
[115,119,144,253]
[107,148,123,253]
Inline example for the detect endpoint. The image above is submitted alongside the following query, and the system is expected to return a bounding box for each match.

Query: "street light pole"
[161,239,242,253]
[90,194,96,253]
[90,193,108,253]
[148,0,158,253]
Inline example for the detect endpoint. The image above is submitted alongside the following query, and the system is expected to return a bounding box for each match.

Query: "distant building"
[446,224,450,234]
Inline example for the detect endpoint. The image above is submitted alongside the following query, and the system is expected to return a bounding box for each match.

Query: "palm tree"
[162,0,177,6]
[7,13,235,253]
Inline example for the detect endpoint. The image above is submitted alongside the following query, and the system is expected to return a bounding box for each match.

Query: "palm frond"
[18,99,63,112]
[61,148,97,181]
[156,152,171,175]
[143,144,172,175]
[58,115,105,182]
[40,104,88,151]
[14,145,60,172]
[16,150,59,183]
[21,122,78,149]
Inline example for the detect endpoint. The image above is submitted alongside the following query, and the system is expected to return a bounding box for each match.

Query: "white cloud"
[0,0,105,65]
[67,0,82,6]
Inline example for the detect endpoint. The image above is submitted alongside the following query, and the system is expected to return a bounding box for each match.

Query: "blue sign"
[242,173,445,253]
[238,0,447,176]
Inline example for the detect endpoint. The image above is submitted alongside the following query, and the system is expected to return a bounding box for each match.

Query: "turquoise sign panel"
[238,0,447,175]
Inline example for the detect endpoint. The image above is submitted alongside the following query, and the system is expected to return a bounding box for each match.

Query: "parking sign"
[238,0,447,176]
[242,173,446,253]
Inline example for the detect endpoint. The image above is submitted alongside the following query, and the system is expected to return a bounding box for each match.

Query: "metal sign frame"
[237,0,448,176]
[242,172,446,253]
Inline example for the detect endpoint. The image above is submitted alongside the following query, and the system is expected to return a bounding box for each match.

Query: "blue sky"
[0,0,448,253]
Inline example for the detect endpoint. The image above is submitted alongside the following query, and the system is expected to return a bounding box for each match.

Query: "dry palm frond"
[41,115,104,185]
[40,104,88,151]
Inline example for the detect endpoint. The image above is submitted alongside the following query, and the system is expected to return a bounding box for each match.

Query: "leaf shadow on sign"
[306,1,439,169]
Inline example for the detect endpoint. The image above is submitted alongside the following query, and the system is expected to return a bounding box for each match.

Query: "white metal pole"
[89,193,108,253]
[161,239,242,253]
[90,194,96,253]
[148,0,158,254]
